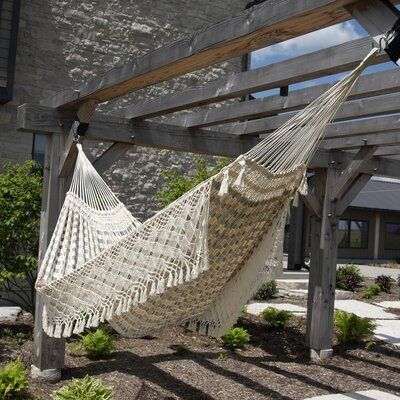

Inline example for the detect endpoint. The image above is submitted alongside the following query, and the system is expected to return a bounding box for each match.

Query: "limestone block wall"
[0,0,248,220]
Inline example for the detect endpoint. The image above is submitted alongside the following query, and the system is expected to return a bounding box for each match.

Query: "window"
[32,134,46,168]
[338,219,368,249]
[384,223,400,250]
[0,0,21,103]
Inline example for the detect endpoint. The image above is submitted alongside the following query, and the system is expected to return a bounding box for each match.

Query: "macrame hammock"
[36,48,378,339]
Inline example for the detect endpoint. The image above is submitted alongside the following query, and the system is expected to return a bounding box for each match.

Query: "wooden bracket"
[331,145,377,201]
[336,173,372,216]
[345,0,400,47]
[300,191,321,219]
[93,142,133,175]
[59,99,98,177]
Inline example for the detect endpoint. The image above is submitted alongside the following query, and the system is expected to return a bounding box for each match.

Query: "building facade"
[286,178,400,264]
[0,0,248,220]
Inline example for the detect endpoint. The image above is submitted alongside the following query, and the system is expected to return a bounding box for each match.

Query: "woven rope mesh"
[36,48,378,338]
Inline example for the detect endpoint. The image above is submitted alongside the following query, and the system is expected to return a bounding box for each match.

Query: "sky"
[250,19,396,98]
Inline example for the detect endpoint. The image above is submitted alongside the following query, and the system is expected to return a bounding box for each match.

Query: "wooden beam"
[58,100,98,177]
[92,142,133,175]
[331,145,377,200]
[17,103,400,178]
[346,0,400,44]
[336,173,372,215]
[125,37,388,119]
[307,166,339,359]
[321,130,400,150]
[217,94,400,135]
[169,69,400,128]
[287,200,306,270]
[300,190,322,219]
[32,134,65,381]
[42,0,364,109]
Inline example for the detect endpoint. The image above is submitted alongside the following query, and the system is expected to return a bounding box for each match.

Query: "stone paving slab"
[305,389,400,399]
[247,302,306,316]
[375,301,400,309]
[334,300,398,319]
[0,306,22,322]
[374,320,400,347]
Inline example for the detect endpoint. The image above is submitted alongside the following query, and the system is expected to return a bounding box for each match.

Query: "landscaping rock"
[0,306,22,322]
[276,279,308,290]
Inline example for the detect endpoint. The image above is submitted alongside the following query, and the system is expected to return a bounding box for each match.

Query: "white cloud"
[252,22,364,65]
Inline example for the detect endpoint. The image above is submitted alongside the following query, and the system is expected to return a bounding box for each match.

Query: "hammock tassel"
[233,155,246,187]
[218,169,229,197]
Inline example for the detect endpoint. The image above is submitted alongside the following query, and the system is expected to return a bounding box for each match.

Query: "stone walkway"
[305,389,400,399]
[247,299,400,347]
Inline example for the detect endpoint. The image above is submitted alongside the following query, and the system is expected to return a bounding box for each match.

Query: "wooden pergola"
[17,0,400,380]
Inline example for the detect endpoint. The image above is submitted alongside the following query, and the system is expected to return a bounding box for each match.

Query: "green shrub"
[80,328,113,359]
[0,161,42,314]
[0,359,30,399]
[361,284,381,299]
[334,310,377,344]
[254,280,278,300]
[221,327,250,348]
[52,376,112,400]
[336,264,364,292]
[155,157,229,207]
[375,275,394,293]
[261,307,294,328]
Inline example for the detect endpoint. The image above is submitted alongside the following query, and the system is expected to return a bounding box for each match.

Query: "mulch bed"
[1,312,400,399]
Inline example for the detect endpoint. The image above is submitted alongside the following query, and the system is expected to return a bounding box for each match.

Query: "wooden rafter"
[168,69,400,128]
[17,103,400,178]
[43,0,370,109]
[125,37,388,120]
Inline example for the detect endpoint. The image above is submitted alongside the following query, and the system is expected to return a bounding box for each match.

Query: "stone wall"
[0,0,248,220]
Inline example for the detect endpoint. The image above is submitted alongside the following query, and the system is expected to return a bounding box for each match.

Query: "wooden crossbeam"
[43,0,363,109]
[17,103,400,178]
[125,37,388,120]
[321,131,400,150]
[216,96,400,136]
[59,100,98,177]
[93,143,133,175]
[346,0,400,44]
[300,191,322,219]
[169,69,400,128]
[336,173,372,215]
[331,145,378,200]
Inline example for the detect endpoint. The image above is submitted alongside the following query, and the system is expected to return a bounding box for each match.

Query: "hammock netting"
[36,48,378,338]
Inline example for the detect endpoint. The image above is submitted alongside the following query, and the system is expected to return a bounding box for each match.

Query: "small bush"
[361,284,381,299]
[261,307,294,328]
[52,375,112,400]
[334,310,377,344]
[375,275,394,293]
[254,280,278,300]
[80,328,113,359]
[221,327,250,348]
[336,264,364,292]
[0,359,30,399]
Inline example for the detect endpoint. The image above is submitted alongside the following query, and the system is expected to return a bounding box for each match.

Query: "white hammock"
[37,48,378,338]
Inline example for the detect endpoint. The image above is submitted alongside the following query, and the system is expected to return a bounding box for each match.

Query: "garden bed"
[1,313,399,399]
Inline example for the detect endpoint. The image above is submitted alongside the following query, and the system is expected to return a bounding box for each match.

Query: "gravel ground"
[1,312,399,400]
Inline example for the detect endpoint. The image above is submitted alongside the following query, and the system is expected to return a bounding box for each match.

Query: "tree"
[0,161,42,314]
[155,157,230,207]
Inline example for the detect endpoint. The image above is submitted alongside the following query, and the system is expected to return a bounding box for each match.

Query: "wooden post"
[287,200,306,270]
[31,133,66,381]
[306,166,339,359]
